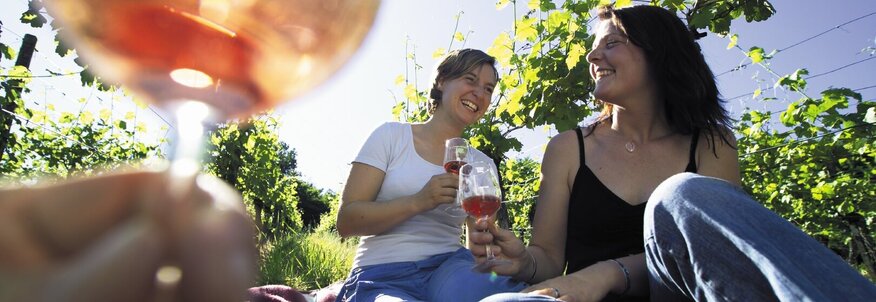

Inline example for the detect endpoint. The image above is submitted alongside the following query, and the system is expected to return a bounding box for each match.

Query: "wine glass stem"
[168,100,216,196]
[480,215,495,260]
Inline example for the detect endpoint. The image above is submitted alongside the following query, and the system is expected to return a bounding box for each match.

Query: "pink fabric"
[248,285,308,302]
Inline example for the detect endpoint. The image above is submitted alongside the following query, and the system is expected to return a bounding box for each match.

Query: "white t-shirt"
[350,122,497,268]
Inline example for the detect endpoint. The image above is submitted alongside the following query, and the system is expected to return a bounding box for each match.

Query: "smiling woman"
[472,4,876,302]
[332,49,526,302]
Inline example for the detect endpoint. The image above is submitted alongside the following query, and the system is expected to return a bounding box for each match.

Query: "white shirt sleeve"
[353,122,395,172]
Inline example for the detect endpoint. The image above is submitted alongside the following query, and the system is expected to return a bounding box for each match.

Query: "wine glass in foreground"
[44,0,380,293]
[45,0,381,186]
[458,161,512,271]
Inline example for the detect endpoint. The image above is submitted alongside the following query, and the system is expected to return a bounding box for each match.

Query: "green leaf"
[727,34,738,49]
[615,0,633,8]
[780,102,799,126]
[99,109,112,121]
[55,38,75,57]
[20,13,47,28]
[487,32,514,67]
[689,9,715,30]
[747,46,765,63]
[527,0,555,11]
[566,43,586,70]
[515,18,539,42]
[403,84,418,101]
[775,69,809,92]
[79,111,94,124]
[432,48,447,59]
[496,0,512,10]
[546,11,571,32]
[1,43,16,61]
[59,112,75,123]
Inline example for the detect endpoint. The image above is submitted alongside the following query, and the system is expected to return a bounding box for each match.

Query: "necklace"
[625,141,636,153]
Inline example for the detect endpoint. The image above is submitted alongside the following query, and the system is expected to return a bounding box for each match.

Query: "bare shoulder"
[542,128,582,166]
[697,127,741,185]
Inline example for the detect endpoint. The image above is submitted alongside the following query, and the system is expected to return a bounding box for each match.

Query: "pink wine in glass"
[443,160,467,175]
[462,195,501,218]
[48,0,379,118]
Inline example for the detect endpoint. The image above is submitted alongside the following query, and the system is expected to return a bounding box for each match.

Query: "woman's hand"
[412,173,459,211]
[523,272,612,302]
[468,217,529,276]
[0,169,257,302]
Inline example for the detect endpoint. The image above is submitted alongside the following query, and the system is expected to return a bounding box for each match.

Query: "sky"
[2,0,875,192]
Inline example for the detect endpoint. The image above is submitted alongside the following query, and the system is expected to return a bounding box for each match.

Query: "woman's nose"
[473,86,486,99]
[586,48,600,63]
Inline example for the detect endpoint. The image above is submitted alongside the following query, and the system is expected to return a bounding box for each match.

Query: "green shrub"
[258,229,356,290]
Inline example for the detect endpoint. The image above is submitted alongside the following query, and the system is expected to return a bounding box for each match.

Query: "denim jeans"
[646,173,876,301]
[335,248,526,302]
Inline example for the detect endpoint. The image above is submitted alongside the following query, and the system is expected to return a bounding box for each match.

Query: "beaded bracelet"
[609,259,630,296]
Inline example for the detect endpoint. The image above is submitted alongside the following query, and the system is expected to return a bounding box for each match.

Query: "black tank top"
[564,127,699,274]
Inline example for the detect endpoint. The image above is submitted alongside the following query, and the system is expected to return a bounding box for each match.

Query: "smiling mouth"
[462,99,479,112]
[595,69,615,79]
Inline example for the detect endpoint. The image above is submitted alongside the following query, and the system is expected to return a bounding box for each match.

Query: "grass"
[257,229,356,291]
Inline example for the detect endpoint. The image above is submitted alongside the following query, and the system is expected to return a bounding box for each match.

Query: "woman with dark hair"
[334,49,526,302]
[473,5,876,302]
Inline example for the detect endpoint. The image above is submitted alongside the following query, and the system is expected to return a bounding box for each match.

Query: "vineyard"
[1,0,874,289]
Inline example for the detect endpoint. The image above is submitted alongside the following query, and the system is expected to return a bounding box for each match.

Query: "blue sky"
[2,0,875,191]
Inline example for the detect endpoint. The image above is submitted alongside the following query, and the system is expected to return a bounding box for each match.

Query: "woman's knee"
[648,173,736,211]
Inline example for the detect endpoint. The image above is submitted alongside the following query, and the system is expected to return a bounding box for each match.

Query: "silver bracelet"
[609,259,630,296]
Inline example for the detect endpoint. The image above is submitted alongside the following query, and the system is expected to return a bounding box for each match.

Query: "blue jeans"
[482,173,876,302]
[336,248,526,302]
[646,173,876,301]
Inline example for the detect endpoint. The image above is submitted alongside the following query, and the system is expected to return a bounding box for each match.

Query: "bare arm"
[336,163,458,238]
[526,130,578,282]
[467,131,576,281]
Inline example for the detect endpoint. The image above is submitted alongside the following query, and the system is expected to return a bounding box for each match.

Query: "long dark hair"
[591,5,733,151]
[428,49,498,114]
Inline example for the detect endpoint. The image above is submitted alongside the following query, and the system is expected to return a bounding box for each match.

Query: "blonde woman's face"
[437,64,497,126]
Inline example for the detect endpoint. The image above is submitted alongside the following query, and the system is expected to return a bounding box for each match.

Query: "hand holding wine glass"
[458,161,512,271]
[442,137,470,216]
[41,0,380,299]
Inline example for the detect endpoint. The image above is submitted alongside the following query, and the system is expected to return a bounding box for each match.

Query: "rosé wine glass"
[45,0,381,186]
[44,0,380,293]
[443,137,470,175]
[458,161,512,270]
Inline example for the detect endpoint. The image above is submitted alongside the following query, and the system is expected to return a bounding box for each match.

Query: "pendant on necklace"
[625,142,636,153]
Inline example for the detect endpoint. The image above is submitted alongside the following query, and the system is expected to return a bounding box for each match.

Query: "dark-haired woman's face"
[586,21,654,106]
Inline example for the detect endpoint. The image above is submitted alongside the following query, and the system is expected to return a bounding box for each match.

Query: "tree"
[393,0,778,231]
[206,115,303,240]
[1,1,160,182]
